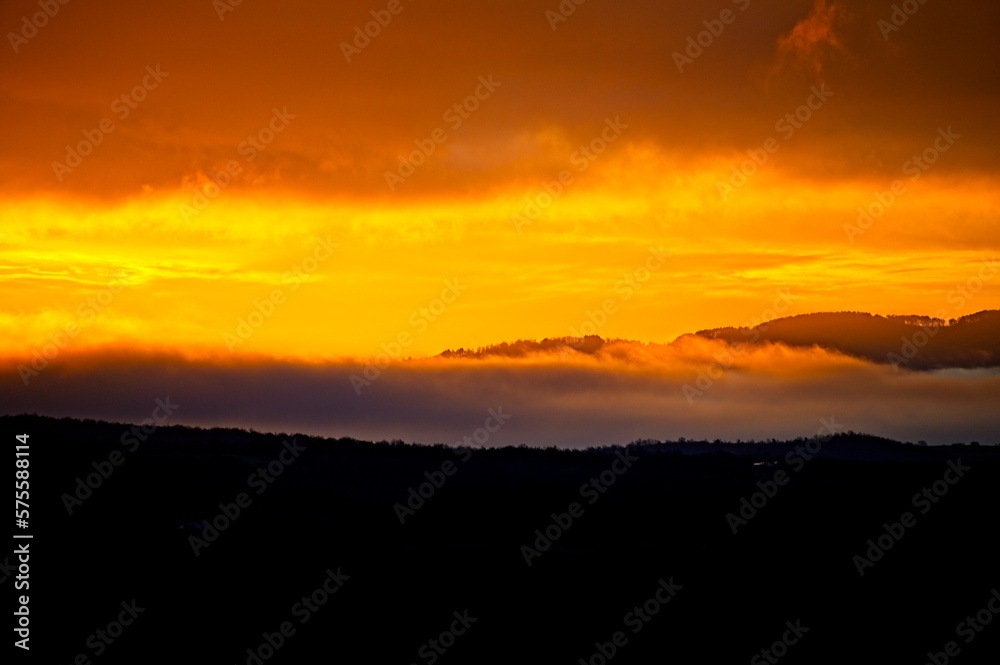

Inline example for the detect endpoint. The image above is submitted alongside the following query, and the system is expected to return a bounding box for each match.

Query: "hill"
[691,309,1000,370]
[438,310,1000,371]
[5,414,999,664]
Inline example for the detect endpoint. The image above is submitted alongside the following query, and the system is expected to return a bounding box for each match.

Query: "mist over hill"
[5,311,1000,448]
[691,309,1000,370]
[439,310,1000,371]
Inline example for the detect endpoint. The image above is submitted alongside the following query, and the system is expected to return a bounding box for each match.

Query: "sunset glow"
[3,0,998,444]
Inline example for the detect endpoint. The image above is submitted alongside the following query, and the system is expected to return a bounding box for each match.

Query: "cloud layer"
[4,339,998,447]
[2,0,998,197]
[2,0,997,443]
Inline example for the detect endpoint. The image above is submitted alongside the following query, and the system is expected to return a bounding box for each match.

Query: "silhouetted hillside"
[438,311,1000,371]
[695,309,1000,369]
[4,414,999,664]
[439,335,608,358]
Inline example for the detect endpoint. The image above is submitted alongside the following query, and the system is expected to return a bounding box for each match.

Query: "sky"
[2,0,998,444]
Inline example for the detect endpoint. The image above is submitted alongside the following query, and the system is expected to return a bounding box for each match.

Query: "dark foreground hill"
[5,414,1000,664]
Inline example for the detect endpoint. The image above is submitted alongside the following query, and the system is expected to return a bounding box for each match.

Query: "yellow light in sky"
[2,149,998,365]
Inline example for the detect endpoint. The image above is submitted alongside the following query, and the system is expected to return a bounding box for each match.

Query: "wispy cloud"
[773,0,849,81]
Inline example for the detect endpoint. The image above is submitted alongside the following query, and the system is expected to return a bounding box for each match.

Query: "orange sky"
[2,1,999,445]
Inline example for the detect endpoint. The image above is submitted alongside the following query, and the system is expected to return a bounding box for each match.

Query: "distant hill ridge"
[2,414,997,456]
[438,310,1000,370]
[691,309,1000,370]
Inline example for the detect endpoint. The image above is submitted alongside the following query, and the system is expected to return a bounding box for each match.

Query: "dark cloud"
[1,0,997,197]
